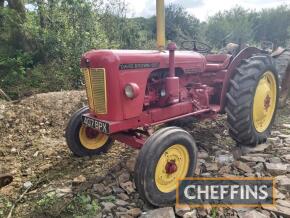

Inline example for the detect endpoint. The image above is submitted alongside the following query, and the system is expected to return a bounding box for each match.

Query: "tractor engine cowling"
[80,49,207,121]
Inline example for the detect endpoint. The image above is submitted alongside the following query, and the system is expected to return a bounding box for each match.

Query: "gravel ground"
[0,91,289,217]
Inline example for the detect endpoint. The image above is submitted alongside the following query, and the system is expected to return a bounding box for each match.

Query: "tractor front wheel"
[134,127,198,206]
[65,107,114,156]
[225,56,279,147]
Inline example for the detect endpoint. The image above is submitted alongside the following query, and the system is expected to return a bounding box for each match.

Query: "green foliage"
[165,4,200,43]
[205,7,255,48]
[35,191,100,217]
[0,195,12,216]
[65,193,101,217]
[210,207,218,218]
[253,5,290,46]
[0,1,290,98]
[205,5,290,49]
[37,191,58,209]
[0,0,113,98]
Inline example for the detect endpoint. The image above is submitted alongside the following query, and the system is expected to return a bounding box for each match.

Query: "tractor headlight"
[124,83,140,99]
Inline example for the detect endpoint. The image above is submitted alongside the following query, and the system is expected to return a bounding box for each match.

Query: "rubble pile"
[0,91,87,142]
[0,92,289,217]
[85,131,290,218]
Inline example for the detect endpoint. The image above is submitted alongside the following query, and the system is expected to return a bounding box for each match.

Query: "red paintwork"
[219,47,262,110]
[80,47,263,148]
[165,161,178,174]
[85,127,98,139]
[111,133,145,149]
[168,42,177,77]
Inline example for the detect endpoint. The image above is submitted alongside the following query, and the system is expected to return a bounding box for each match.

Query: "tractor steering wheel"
[181,40,212,53]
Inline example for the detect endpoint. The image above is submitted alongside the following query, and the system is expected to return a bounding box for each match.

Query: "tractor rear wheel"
[65,107,114,156]
[225,56,279,147]
[134,127,197,206]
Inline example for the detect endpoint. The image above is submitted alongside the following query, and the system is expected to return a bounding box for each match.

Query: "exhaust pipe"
[156,0,165,51]
[156,0,179,104]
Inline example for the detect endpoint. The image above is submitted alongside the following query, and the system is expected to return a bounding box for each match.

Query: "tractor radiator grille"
[82,68,107,114]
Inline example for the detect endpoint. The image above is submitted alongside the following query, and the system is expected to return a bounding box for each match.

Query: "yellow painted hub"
[253,71,277,133]
[79,125,109,150]
[155,144,190,193]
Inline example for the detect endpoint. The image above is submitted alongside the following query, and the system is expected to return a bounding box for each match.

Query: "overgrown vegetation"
[35,191,101,217]
[1,1,290,98]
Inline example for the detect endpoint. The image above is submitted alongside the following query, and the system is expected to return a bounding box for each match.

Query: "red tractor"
[66,0,279,206]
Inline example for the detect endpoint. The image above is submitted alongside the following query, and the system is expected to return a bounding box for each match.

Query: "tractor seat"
[205,54,231,71]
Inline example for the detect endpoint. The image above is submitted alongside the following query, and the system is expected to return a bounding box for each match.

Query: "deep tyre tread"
[226,55,279,147]
[134,127,198,207]
[65,106,113,157]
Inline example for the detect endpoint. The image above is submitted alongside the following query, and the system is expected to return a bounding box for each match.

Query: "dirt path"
[0,91,289,217]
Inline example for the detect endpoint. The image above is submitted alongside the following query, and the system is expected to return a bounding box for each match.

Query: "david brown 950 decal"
[119,62,160,70]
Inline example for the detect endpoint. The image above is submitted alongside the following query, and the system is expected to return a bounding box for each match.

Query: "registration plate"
[82,116,109,134]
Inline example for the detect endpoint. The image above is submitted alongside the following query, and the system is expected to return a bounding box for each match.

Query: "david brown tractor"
[66,0,279,206]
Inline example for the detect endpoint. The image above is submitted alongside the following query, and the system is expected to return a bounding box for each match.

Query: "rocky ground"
[0,91,290,218]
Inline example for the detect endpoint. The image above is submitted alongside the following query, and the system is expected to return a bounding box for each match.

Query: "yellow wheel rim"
[253,71,277,133]
[155,144,190,193]
[79,125,109,150]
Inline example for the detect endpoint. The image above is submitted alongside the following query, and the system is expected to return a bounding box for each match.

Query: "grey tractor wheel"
[225,55,279,147]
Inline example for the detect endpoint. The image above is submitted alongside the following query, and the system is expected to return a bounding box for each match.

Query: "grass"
[34,191,101,217]
[0,195,12,217]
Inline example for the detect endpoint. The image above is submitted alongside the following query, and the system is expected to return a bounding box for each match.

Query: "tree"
[205,7,254,49]
[253,5,290,47]
[144,4,201,47]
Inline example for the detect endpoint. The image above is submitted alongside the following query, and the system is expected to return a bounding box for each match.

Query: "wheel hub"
[264,95,271,111]
[85,127,98,139]
[253,71,277,133]
[155,144,189,193]
[165,160,177,174]
[79,125,109,150]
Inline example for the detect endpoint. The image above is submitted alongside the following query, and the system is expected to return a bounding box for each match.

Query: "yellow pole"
[156,0,165,51]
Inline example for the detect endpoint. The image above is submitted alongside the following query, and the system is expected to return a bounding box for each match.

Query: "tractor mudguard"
[271,47,288,58]
[220,46,265,111]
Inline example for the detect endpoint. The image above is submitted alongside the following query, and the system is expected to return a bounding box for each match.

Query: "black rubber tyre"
[225,55,279,147]
[273,50,290,107]
[65,106,114,157]
[134,127,198,207]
